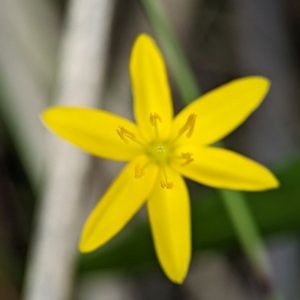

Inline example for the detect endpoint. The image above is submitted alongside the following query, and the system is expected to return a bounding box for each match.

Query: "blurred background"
[1,0,300,299]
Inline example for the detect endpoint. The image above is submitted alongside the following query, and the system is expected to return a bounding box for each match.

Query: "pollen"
[160,181,174,189]
[157,146,165,153]
[117,126,135,144]
[134,164,145,179]
[178,113,197,138]
[181,152,194,166]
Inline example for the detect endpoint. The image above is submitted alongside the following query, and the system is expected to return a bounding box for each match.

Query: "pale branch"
[23,1,116,300]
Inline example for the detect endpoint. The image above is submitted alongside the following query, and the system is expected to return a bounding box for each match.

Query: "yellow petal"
[147,167,191,283]
[173,77,270,145]
[172,146,279,191]
[130,34,173,141]
[79,155,158,252]
[41,107,143,161]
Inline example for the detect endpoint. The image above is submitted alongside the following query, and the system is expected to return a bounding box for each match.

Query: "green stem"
[140,0,284,299]
[219,190,272,276]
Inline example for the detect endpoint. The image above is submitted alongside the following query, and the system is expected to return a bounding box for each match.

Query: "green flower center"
[146,141,174,165]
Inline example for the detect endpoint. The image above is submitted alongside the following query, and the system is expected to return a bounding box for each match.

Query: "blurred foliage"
[0,69,36,298]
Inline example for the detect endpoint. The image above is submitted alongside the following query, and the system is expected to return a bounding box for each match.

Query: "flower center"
[146,141,173,165]
[116,112,197,189]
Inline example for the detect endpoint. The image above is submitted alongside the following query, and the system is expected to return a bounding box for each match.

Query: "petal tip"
[258,172,280,191]
[132,33,157,55]
[78,243,88,254]
[78,224,100,253]
[40,108,54,129]
[162,254,190,284]
[40,108,50,122]
[78,221,110,253]
[40,106,60,127]
[135,33,154,44]
[78,234,97,253]
[268,175,280,189]
[170,274,187,285]
[166,267,189,284]
[244,75,271,92]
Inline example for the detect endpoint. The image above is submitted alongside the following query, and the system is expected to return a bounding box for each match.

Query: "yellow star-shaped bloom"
[41,34,279,283]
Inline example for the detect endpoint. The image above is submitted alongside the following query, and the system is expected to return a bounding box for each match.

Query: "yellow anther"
[150,112,162,126]
[178,114,197,138]
[160,168,173,189]
[117,126,135,144]
[181,152,194,166]
[134,164,145,179]
[150,112,162,138]
[160,181,174,189]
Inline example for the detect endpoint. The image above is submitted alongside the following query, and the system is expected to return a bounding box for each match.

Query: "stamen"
[178,114,197,138]
[174,152,194,166]
[160,168,173,189]
[180,152,194,166]
[160,181,174,189]
[150,112,162,138]
[150,112,162,126]
[134,164,145,179]
[117,126,135,144]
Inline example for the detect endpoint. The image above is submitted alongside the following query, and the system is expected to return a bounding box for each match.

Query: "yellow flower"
[41,34,279,283]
